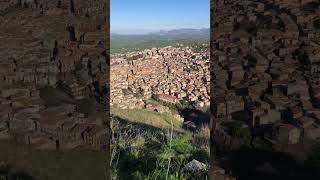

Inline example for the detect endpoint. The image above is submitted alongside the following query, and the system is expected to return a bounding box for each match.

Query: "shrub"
[111,119,209,180]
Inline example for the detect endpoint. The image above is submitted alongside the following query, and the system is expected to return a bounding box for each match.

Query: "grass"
[0,141,108,180]
[110,106,183,131]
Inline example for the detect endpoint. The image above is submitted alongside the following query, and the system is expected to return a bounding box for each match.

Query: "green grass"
[0,141,108,180]
[110,106,183,131]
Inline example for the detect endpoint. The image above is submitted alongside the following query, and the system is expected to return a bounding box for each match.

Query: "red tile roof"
[158,93,177,101]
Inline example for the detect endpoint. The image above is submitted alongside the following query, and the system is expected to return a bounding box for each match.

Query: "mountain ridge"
[111,28,210,37]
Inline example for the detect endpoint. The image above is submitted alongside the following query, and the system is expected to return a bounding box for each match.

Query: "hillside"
[111,28,210,54]
[0,141,108,180]
[110,106,184,132]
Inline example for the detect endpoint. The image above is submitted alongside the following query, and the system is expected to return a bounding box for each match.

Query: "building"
[60,78,86,100]
[277,124,301,144]
[158,93,177,104]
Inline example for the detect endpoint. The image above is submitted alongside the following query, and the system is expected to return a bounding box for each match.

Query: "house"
[288,106,304,119]
[277,124,301,144]
[287,80,309,99]
[297,116,315,129]
[158,93,177,104]
[60,77,86,100]
[59,54,75,74]
[264,94,290,111]
[251,108,281,126]
[214,97,227,118]
[304,122,320,140]
[248,85,264,101]
[225,94,244,115]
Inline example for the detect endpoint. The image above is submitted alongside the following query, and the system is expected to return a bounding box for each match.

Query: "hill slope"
[111,28,210,54]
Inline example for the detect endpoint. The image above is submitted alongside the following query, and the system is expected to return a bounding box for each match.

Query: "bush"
[111,121,208,180]
[191,147,210,163]
[162,102,178,112]
[180,99,188,106]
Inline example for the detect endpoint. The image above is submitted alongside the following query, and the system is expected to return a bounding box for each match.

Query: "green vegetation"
[180,100,189,106]
[78,98,96,117]
[0,141,108,180]
[162,102,178,113]
[111,35,209,54]
[111,120,209,180]
[151,94,178,113]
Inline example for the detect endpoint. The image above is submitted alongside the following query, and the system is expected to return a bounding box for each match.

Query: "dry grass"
[110,106,184,131]
[193,124,210,147]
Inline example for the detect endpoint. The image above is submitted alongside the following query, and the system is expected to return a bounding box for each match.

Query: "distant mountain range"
[154,28,210,36]
[111,28,210,38]
[110,28,210,54]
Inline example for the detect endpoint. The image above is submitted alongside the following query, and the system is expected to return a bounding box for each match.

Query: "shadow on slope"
[222,147,320,180]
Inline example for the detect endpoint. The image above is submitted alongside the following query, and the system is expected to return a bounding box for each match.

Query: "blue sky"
[111,0,210,34]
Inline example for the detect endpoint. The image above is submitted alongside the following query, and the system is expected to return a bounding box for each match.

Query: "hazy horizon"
[110,27,210,35]
[111,0,209,35]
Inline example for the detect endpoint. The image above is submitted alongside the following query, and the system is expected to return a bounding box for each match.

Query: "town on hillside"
[0,0,110,151]
[111,44,210,131]
[211,0,320,179]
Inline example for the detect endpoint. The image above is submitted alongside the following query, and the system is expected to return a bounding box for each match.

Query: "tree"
[180,100,188,106]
